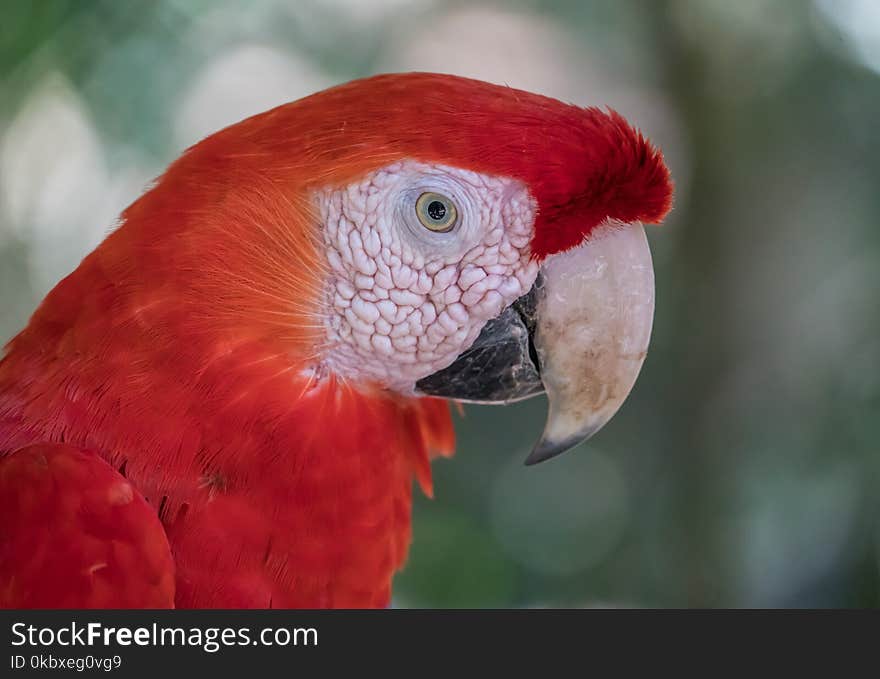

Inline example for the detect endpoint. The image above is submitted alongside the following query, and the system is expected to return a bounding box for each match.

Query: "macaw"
[0,73,672,608]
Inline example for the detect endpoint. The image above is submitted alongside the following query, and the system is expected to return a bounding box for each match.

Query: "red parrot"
[0,73,672,608]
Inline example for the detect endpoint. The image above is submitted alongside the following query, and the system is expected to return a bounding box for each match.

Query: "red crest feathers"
[214,72,673,259]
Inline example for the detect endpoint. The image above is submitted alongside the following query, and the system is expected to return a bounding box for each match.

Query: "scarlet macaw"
[0,73,672,608]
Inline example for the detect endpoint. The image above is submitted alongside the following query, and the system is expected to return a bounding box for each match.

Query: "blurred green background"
[1,0,878,607]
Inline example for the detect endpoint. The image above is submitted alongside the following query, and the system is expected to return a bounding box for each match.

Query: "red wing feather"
[0,443,175,608]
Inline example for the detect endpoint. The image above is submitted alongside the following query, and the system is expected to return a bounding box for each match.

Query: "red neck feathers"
[0,265,454,605]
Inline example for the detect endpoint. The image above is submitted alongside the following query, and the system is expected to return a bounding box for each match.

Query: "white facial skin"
[317,161,540,392]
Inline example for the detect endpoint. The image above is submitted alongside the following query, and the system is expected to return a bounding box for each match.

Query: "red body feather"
[0,73,669,608]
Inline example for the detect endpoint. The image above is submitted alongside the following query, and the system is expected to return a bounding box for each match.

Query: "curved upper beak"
[415,220,655,465]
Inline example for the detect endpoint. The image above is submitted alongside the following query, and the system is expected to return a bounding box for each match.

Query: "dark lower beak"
[416,221,655,465]
[415,279,545,406]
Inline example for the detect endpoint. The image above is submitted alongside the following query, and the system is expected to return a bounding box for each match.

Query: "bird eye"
[415,192,457,232]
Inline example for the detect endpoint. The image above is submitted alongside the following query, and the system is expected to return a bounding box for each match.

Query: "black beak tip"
[523,436,584,466]
[524,420,605,466]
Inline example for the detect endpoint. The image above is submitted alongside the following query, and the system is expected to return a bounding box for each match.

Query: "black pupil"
[426,200,447,221]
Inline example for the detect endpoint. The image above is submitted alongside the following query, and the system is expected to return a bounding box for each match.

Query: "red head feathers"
[199,72,673,259]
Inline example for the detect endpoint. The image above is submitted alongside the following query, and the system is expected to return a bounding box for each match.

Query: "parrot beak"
[524,220,655,464]
[416,220,655,465]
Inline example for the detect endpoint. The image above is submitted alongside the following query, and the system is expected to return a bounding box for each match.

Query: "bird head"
[112,72,672,464]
